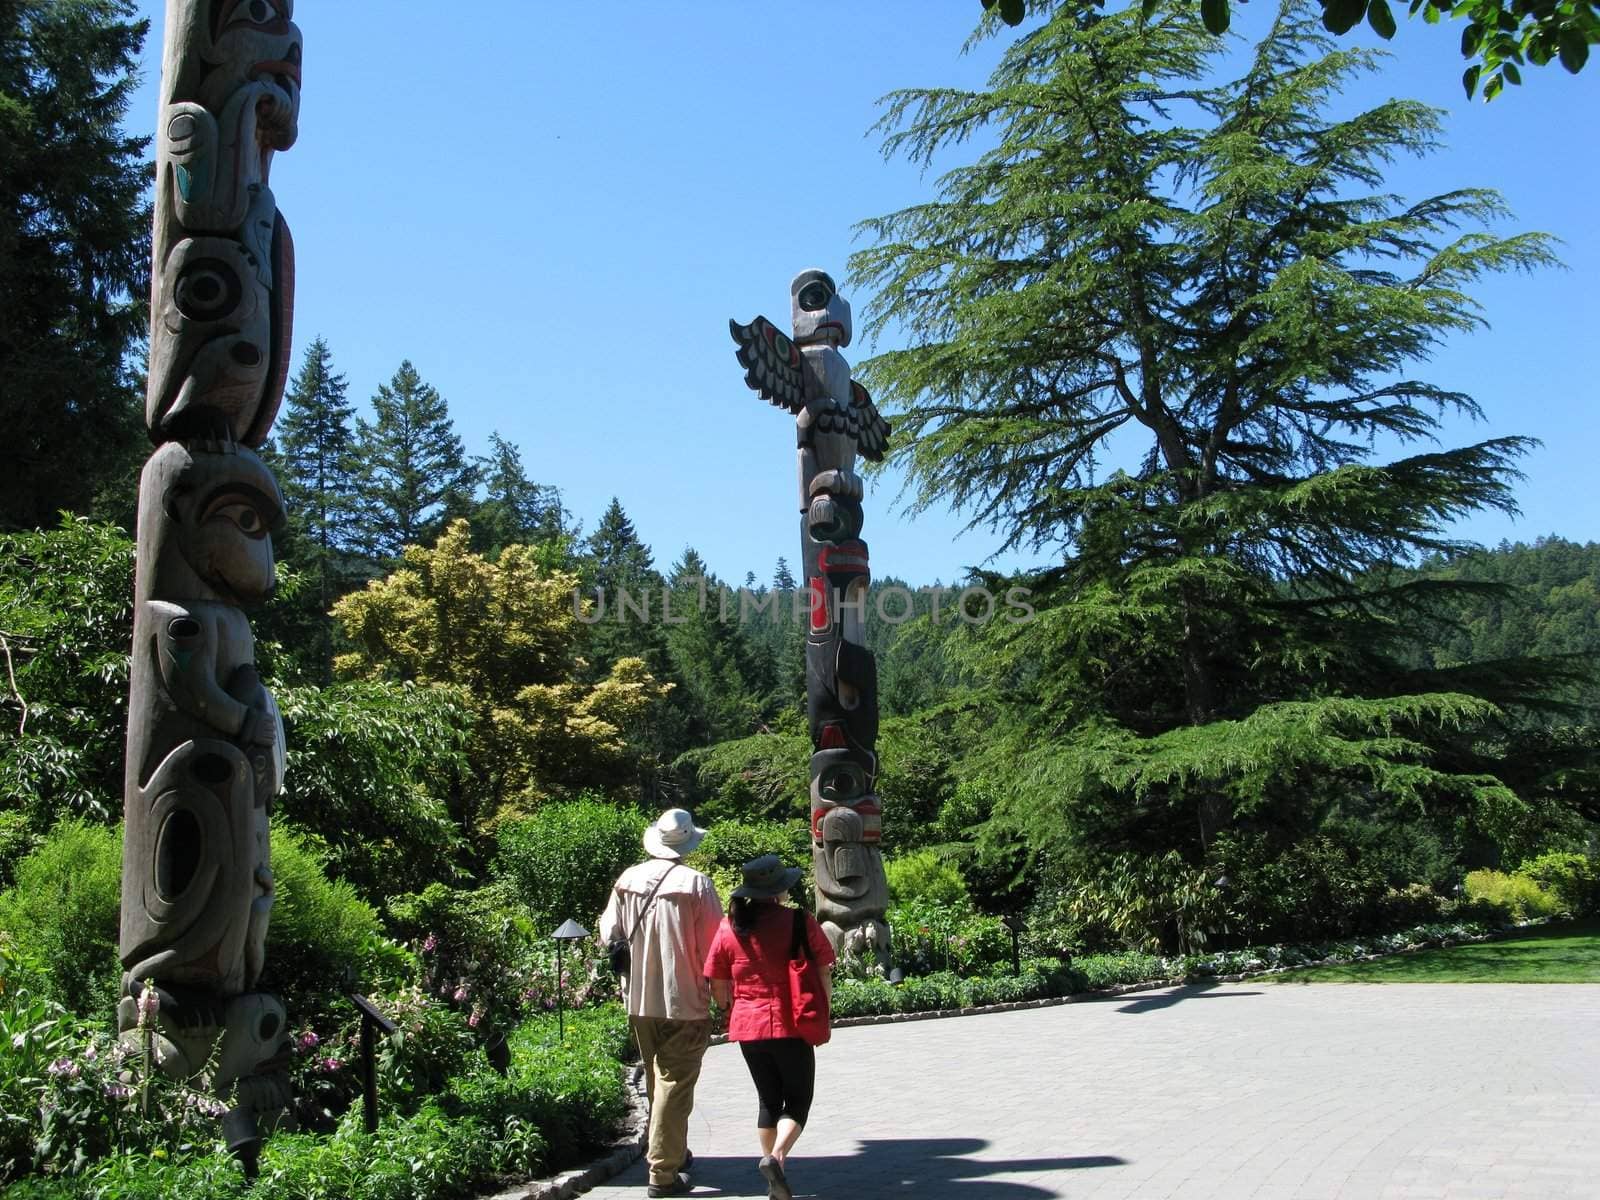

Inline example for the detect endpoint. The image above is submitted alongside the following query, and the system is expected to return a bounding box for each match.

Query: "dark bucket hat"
[731,853,802,900]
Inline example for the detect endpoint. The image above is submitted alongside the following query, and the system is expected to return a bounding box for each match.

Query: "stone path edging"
[479,1066,648,1200]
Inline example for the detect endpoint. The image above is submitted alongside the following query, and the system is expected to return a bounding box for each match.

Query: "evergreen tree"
[851,1,1583,938]
[469,432,568,558]
[581,497,666,674]
[266,339,360,678]
[279,342,357,563]
[0,1,150,529]
[773,557,797,591]
[350,361,479,562]
[663,548,776,745]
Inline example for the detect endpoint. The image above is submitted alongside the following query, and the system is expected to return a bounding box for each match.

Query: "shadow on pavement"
[682,1136,1124,1198]
[1076,981,1263,1013]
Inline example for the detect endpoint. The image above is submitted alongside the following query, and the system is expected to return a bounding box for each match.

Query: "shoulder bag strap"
[627,863,676,945]
[790,906,810,961]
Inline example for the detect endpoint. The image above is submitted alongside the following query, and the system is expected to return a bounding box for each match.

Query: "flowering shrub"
[0,949,250,1185]
[888,897,1009,977]
[2,1008,635,1200]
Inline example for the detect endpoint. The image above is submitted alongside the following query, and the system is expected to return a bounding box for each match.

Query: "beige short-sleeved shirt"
[598,859,724,1021]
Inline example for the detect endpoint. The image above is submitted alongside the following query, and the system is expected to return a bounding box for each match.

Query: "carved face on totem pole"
[148,0,301,446]
[731,272,893,970]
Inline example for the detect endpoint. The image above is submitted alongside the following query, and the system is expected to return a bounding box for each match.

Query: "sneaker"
[758,1155,793,1200]
[646,1174,692,1198]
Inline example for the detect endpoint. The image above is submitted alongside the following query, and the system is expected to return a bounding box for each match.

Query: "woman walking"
[704,854,835,1200]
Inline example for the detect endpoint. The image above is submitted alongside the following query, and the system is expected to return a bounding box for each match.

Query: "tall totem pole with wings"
[731,270,893,972]
[119,0,301,1170]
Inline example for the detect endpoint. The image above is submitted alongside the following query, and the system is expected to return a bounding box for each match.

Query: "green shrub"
[494,797,646,930]
[687,817,812,905]
[1516,851,1600,916]
[1463,869,1562,921]
[276,680,471,905]
[262,826,398,1019]
[888,897,1009,977]
[1075,949,1170,990]
[1375,883,1448,929]
[0,811,38,891]
[671,734,809,823]
[0,819,121,1016]
[449,1007,628,1169]
[884,849,968,907]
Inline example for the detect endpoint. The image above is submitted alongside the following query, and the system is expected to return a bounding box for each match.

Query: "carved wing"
[849,380,891,462]
[730,316,805,414]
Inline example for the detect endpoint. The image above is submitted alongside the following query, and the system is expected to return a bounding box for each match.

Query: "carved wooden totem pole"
[731,270,893,972]
[120,0,300,1169]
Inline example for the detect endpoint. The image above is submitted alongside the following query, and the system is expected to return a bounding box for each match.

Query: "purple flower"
[46,1057,80,1080]
[137,987,161,1019]
[422,933,438,953]
[452,985,468,1003]
[104,1083,133,1101]
[468,1010,481,1029]
[320,1056,341,1073]
[296,1030,320,1051]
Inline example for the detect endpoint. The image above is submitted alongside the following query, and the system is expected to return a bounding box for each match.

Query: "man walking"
[599,808,724,1197]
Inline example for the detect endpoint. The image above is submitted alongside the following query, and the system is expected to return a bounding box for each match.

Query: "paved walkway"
[580,981,1600,1200]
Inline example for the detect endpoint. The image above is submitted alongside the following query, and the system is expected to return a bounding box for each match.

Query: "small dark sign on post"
[348,992,398,1135]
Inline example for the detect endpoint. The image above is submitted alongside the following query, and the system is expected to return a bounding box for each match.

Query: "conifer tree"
[469,432,569,558]
[277,339,358,593]
[851,0,1581,927]
[773,557,797,591]
[350,361,479,562]
[0,1,150,528]
[664,548,776,745]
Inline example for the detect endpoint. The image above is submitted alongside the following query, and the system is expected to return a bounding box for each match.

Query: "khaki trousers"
[630,1016,711,1186]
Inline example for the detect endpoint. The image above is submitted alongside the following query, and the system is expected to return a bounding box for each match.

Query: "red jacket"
[704,902,836,1042]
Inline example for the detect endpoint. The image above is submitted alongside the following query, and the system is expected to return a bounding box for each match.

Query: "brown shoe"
[646,1173,692,1198]
[758,1155,792,1200]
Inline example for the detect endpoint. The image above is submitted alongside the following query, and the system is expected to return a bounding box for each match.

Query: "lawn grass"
[1271,918,1600,984]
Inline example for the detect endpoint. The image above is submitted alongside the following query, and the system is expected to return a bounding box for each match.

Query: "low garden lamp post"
[551,919,590,1041]
[1002,913,1023,977]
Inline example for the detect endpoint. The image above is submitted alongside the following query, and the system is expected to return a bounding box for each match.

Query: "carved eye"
[798,280,833,312]
[202,495,270,539]
[221,0,286,31]
[174,258,242,322]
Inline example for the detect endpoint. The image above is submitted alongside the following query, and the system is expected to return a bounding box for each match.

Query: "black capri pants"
[739,1037,815,1128]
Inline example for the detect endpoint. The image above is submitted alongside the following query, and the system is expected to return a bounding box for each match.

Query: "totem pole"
[731,270,893,972]
[119,0,301,1170]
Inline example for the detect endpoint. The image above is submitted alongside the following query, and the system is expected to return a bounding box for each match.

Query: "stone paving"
[578,981,1600,1200]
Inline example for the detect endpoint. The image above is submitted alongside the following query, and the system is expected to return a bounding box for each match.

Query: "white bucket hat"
[643,808,706,860]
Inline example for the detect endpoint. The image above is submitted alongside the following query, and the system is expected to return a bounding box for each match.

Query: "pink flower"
[104,1083,133,1100]
[137,987,160,1021]
[422,933,438,953]
[296,1030,319,1051]
[468,1009,481,1029]
[320,1056,340,1073]
[452,985,468,1003]
[46,1057,80,1079]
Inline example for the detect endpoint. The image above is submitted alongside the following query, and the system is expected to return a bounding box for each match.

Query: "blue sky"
[124,2,1596,585]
